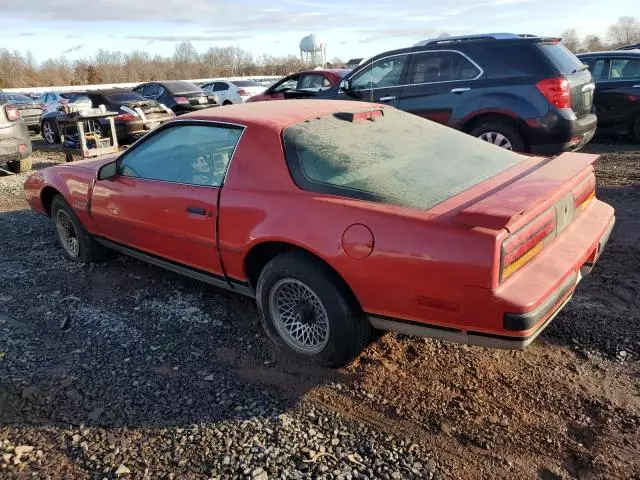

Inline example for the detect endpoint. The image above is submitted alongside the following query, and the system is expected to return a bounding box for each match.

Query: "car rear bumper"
[0,121,33,162]
[369,199,615,349]
[528,112,597,155]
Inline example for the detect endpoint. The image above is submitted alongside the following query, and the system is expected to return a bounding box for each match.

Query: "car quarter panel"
[218,124,499,330]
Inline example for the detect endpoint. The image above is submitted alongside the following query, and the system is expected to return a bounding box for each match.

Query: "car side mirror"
[98,161,117,180]
[340,79,351,91]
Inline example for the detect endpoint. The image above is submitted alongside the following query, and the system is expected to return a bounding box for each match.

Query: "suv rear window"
[482,44,552,77]
[282,108,524,210]
[537,43,585,74]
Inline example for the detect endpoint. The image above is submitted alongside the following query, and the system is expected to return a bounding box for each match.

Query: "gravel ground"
[0,142,638,479]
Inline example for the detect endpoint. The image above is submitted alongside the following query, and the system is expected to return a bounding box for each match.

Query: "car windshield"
[231,80,262,87]
[108,92,148,103]
[163,81,202,94]
[60,93,74,99]
[8,94,33,103]
[283,108,525,210]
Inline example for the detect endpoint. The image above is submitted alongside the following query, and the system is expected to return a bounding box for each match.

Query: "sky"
[0,0,636,63]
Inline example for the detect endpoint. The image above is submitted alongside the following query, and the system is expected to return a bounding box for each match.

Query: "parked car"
[317,33,596,154]
[133,81,219,115]
[577,51,640,141]
[37,92,74,114]
[3,92,44,133]
[24,100,615,367]
[246,69,350,102]
[0,91,33,173]
[40,89,175,145]
[201,80,266,104]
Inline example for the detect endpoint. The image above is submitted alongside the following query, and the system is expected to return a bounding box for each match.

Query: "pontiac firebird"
[24,100,615,366]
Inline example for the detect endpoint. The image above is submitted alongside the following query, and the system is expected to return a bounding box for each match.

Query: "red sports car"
[24,100,615,367]
[246,69,349,102]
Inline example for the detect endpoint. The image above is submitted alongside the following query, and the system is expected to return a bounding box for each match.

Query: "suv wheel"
[471,121,525,152]
[256,251,371,367]
[6,157,32,174]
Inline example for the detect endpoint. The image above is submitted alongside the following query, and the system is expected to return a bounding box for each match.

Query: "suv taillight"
[536,77,572,109]
[5,105,20,121]
[501,209,556,281]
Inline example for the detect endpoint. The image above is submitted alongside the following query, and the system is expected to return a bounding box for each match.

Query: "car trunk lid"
[171,91,217,106]
[451,152,598,232]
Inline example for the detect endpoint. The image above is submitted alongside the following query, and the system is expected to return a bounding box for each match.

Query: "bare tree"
[561,29,582,53]
[607,16,640,46]
[583,35,605,52]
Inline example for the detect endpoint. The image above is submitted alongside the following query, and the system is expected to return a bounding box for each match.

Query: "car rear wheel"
[256,251,371,367]
[6,157,32,174]
[51,196,107,263]
[471,121,525,152]
[42,120,59,145]
[223,100,232,105]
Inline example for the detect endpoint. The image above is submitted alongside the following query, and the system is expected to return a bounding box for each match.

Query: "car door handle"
[379,96,396,102]
[451,88,471,94]
[186,206,206,216]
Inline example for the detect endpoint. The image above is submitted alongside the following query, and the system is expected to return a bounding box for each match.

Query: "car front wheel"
[51,196,107,263]
[256,251,371,367]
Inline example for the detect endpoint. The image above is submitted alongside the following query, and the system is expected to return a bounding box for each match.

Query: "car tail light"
[5,105,20,121]
[536,77,572,109]
[115,114,136,121]
[237,89,249,96]
[18,144,27,153]
[572,175,596,212]
[38,103,45,109]
[501,209,556,281]
[60,99,69,105]
[629,95,640,102]
[174,96,189,104]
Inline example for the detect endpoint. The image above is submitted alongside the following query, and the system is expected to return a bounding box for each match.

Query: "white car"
[200,80,266,104]
[36,92,74,113]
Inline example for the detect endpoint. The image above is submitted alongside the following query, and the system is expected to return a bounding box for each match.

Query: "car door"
[90,122,244,276]
[397,50,483,125]
[587,57,640,128]
[212,82,231,103]
[339,54,409,107]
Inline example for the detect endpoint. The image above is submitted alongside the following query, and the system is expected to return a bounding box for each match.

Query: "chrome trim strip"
[344,49,484,92]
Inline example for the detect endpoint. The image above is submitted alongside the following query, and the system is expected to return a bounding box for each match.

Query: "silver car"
[0,92,33,173]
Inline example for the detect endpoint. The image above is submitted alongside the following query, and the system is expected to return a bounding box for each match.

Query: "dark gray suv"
[0,91,33,173]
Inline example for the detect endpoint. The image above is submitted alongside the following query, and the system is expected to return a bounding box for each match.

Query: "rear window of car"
[537,43,585,74]
[282,108,525,210]
[163,81,202,94]
[482,44,552,77]
[7,94,33,103]
[231,80,262,87]
[108,92,147,103]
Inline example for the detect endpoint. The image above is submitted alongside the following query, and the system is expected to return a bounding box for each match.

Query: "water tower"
[300,34,326,67]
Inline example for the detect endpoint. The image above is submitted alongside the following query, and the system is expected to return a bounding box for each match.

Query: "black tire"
[633,116,640,143]
[51,195,108,263]
[223,100,232,105]
[6,157,32,174]
[256,251,371,367]
[42,120,59,145]
[470,121,526,152]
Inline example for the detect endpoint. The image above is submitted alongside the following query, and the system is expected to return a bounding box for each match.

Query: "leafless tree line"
[0,41,346,89]
[561,16,640,53]
[1,16,638,89]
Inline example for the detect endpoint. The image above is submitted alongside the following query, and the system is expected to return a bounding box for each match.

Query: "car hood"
[60,154,118,172]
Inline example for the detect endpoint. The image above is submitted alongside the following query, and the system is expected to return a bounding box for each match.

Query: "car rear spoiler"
[452,152,599,231]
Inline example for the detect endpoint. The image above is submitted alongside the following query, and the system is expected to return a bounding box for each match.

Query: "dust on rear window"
[282,108,525,210]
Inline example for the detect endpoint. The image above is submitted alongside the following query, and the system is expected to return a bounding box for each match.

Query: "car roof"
[578,51,640,57]
[182,99,387,130]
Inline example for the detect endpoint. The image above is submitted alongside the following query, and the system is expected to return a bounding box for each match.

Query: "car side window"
[142,84,160,98]
[71,94,93,108]
[117,124,243,187]
[349,55,409,90]
[215,82,230,91]
[407,51,481,84]
[272,75,300,93]
[609,59,640,79]
[587,59,609,81]
[298,74,325,91]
